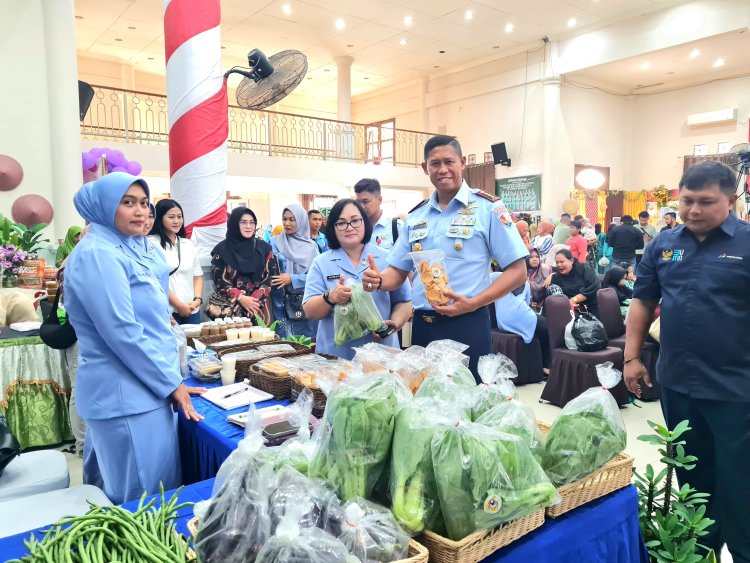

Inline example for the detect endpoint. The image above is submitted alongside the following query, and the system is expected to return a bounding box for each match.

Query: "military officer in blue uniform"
[362,135,529,377]
[354,178,402,250]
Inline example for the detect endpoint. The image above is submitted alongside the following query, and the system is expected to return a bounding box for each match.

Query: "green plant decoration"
[633,420,716,563]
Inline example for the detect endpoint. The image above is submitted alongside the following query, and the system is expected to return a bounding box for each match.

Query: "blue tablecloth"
[179,376,288,484]
[0,480,647,562]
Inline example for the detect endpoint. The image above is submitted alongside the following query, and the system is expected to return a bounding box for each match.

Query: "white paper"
[200,382,273,410]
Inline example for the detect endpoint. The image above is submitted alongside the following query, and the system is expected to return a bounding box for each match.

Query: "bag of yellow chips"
[409,249,452,306]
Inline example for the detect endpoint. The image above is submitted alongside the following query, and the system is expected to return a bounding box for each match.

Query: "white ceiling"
[73,0,744,101]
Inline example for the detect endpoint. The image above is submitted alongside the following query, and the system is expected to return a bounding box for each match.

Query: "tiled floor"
[55,383,732,562]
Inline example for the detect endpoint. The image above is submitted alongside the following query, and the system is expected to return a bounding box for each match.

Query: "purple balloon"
[111,166,128,173]
[88,163,99,172]
[125,161,142,175]
[108,150,125,167]
[89,147,104,159]
[82,153,96,170]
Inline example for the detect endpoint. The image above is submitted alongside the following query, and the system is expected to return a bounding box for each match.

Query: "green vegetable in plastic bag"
[470,354,518,420]
[475,397,544,463]
[334,282,387,346]
[542,362,627,486]
[431,420,557,541]
[309,373,410,501]
[337,498,409,562]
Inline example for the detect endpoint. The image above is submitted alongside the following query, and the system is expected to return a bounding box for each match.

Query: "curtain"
[299,194,315,211]
[683,153,735,172]
[605,192,624,230]
[622,191,647,218]
[464,162,495,193]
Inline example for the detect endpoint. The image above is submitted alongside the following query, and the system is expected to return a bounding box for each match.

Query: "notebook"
[199,382,273,410]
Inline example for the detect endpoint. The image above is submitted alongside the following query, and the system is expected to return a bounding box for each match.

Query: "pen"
[222,386,249,400]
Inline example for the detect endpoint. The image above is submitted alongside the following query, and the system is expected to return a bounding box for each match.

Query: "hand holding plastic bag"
[334,282,388,345]
[337,498,410,562]
[542,362,627,486]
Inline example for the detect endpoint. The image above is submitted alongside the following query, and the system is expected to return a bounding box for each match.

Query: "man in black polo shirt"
[660,211,677,232]
[624,161,750,562]
[605,215,643,270]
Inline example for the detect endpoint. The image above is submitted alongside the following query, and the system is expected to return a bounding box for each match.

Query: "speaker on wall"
[491,142,511,167]
[78,81,95,121]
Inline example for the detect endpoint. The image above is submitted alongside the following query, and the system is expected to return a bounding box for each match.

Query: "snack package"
[255,357,299,377]
[352,343,429,394]
[542,362,627,486]
[337,498,410,562]
[257,500,358,563]
[390,397,463,535]
[267,466,344,536]
[334,282,388,346]
[431,420,558,541]
[309,372,411,501]
[194,405,275,562]
[475,397,544,463]
[409,250,452,306]
[470,354,519,420]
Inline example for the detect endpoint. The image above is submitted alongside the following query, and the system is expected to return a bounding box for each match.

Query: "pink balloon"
[108,150,125,167]
[125,161,142,175]
[11,194,54,227]
[0,154,24,192]
[83,169,98,183]
[111,166,128,173]
[88,163,99,172]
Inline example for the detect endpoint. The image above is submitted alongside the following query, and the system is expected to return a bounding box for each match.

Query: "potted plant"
[0,214,50,288]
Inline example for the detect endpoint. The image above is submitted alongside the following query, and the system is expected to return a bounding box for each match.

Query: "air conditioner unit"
[686,108,736,127]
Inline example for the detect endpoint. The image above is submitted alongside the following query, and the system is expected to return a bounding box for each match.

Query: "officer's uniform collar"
[329,243,382,277]
[428,181,472,212]
[674,212,740,239]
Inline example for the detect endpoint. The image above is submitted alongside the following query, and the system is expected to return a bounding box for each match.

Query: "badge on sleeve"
[492,203,513,227]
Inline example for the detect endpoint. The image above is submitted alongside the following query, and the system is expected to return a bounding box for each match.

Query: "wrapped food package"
[470,353,519,420]
[333,282,388,346]
[409,250,452,306]
[337,498,410,562]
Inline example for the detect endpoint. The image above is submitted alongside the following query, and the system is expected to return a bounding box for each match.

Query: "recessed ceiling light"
[439,50,446,54]
[505,23,514,33]
[347,44,354,48]
[221,46,226,49]
[404,15,413,26]
[689,48,701,59]
[282,4,292,15]
[567,17,577,28]
[492,45,500,49]
[399,38,407,46]
[433,65,440,69]
[115,38,123,42]
[667,71,674,75]
[713,57,725,68]
[75,15,83,19]
[639,61,651,70]
[364,77,369,80]
[324,68,330,72]
[148,57,154,60]
[335,18,345,30]
[465,10,474,21]
[128,26,136,30]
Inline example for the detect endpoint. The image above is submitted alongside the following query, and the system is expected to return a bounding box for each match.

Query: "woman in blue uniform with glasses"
[303,198,412,359]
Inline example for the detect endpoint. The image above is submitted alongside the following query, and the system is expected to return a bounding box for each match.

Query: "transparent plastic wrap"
[194,405,276,563]
[172,323,189,378]
[542,362,627,486]
[425,340,469,366]
[337,498,410,562]
[409,249,452,306]
[271,388,316,474]
[257,500,359,563]
[414,346,476,405]
[390,398,464,536]
[475,398,544,463]
[353,343,430,394]
[431,420,558,541]
[470,353,519,420]
[268,466,345,536]
[309,372,411,501]
[334,281,388,345]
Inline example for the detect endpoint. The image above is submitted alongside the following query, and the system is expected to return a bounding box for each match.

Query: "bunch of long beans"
[8,485,195,563]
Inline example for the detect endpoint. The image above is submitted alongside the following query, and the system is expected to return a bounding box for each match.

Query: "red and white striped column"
[163,0,228,259]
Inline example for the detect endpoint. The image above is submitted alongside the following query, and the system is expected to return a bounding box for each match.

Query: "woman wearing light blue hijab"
[64,172,205,504]
[270,203,320,338]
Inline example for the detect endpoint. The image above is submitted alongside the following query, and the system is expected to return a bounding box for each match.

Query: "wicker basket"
[288,353,338,417]
[537,422,634,518]
[246,367,293,399]
[186,517,428,562]
[418,510,545,563]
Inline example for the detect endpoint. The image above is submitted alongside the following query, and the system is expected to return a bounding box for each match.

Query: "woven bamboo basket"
[537,422,633,518]
[288,352,338,417]
[243,347,314,397]
[418,509,545,563]
[187,517,429,562]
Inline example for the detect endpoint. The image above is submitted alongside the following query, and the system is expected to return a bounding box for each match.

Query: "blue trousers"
[412,306,491,380]
[85,404,181,504]
[173,311,201,325]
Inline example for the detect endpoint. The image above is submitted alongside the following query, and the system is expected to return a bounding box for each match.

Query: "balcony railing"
[80,85,438,167]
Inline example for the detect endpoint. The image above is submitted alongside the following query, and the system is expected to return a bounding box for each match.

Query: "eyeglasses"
[239,220,256,227]
[334,218,364,231]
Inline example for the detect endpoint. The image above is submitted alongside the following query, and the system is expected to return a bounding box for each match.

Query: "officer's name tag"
[326,274,341,280]
[409,228,428,242]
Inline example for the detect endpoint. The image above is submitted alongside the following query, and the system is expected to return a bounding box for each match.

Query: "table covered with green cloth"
[0,334,73,449]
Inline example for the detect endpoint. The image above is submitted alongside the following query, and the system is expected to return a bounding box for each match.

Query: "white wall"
[629,75,750,188]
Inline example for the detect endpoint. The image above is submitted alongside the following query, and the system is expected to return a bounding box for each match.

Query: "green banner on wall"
[495,174,542,212]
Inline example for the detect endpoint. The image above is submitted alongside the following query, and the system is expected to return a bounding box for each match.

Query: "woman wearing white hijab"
[270,203,320,338]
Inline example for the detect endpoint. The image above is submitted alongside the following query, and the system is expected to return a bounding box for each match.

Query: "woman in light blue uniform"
[303,199,412,359]
[64,173,205,504]
[271,203,319,338]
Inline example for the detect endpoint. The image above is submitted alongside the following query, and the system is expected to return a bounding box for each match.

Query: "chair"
[0,450,69,502]
[491,330,544,385]
[539,294,630,407]
[596,288,660,401]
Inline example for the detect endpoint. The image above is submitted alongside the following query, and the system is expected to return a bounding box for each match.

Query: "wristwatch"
[322,291,334,306]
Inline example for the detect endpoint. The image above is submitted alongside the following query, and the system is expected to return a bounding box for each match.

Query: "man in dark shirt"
[605,215,643,270]
[624,161,750,562]
[660,211,677,232]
